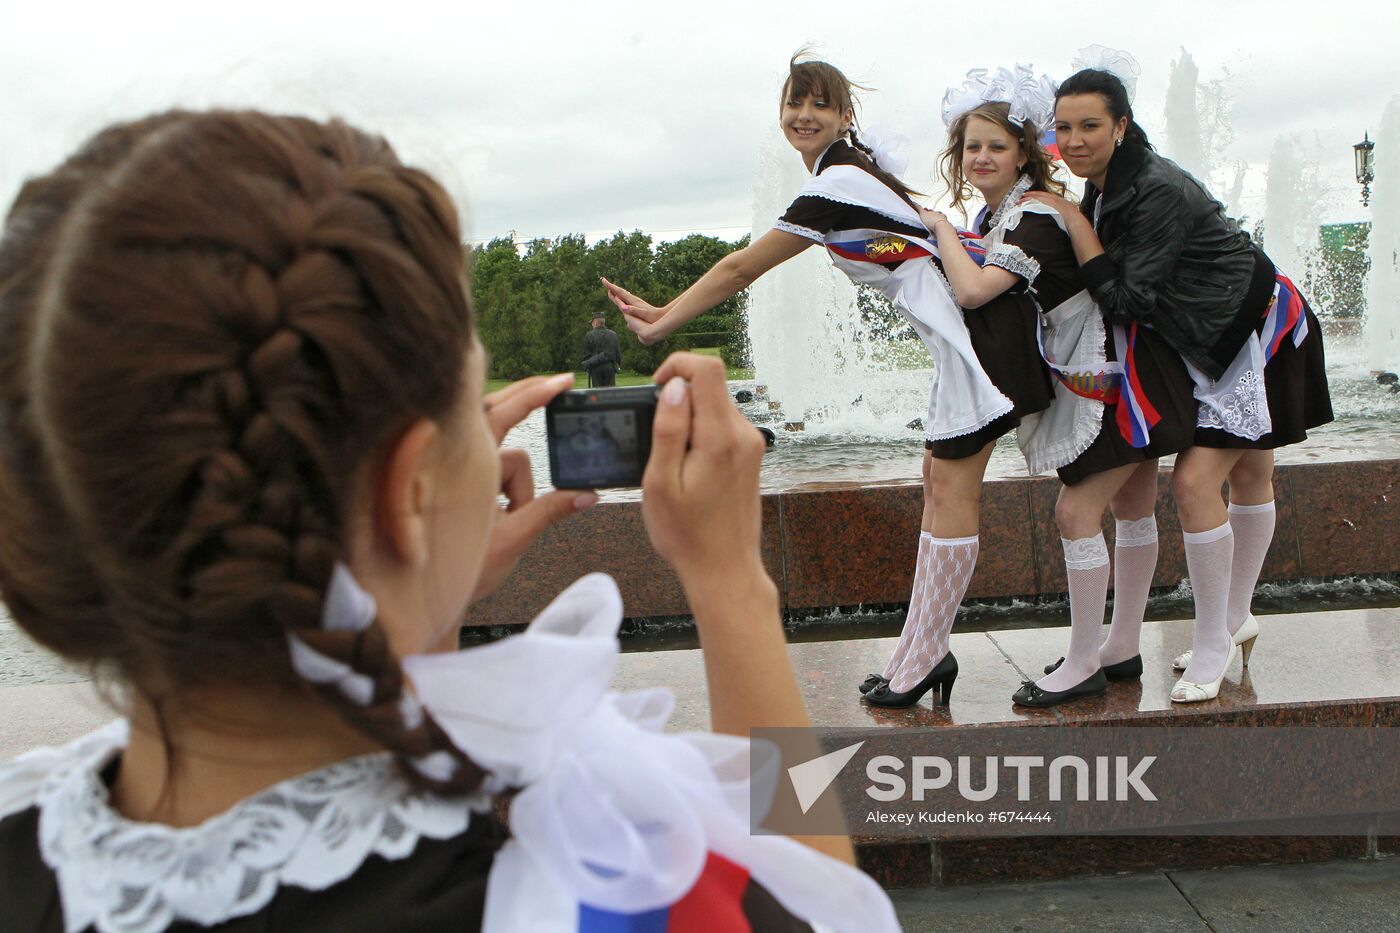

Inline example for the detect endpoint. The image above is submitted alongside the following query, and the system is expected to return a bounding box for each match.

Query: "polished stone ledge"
[468,458,1400,627]
[611,608,1400,888]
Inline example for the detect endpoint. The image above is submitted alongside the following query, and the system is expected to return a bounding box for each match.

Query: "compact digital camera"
[546,384,775,489]
[546,385,659,489]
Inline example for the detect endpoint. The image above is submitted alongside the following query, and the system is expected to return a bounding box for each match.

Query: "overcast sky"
[5,1,1397,246]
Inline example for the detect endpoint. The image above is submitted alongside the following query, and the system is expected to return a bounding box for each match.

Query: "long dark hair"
[783,51,923,200]
[1054,68,1155,151]
[0,111,487,795]
[938,101,1067,215]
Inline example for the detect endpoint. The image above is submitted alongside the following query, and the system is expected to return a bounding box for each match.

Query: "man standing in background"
[582,310,622,387]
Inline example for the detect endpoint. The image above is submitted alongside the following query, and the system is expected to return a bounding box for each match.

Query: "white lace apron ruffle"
[975,182,1110,473]
[1187,333,1271,441]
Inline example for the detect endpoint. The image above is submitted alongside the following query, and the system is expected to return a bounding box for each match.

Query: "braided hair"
[0,111,485,793]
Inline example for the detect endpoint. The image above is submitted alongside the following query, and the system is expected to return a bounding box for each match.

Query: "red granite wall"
[466,459,1400,627]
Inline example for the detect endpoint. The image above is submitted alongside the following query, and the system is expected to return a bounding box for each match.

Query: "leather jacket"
[1078,143,1262,380]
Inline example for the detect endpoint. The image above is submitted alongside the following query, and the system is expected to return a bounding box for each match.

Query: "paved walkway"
[890,858,1400,932]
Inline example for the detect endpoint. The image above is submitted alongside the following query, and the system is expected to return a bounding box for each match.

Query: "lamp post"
[1354,132,1375,208]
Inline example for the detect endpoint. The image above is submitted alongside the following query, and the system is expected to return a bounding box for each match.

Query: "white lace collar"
[1,719,486,933]
[983,174,1036,232]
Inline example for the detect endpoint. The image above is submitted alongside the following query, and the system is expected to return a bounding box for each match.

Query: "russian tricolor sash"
[1263,270,1309,364]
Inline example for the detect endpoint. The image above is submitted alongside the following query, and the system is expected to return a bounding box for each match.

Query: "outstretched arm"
[602,229,813,345]
[920,208,1019,309]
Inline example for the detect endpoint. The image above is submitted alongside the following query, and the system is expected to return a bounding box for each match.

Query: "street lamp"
[1354,132,1375,207]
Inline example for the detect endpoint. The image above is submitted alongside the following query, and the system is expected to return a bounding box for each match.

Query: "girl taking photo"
[0,110,897,932]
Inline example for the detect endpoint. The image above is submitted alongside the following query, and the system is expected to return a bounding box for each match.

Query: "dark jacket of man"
[1078,142,1268,380]
[582,325,622,387]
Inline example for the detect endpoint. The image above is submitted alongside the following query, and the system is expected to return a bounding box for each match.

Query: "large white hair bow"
[1071,44,1141,104]
[941,64,1058,132]
[855,123,910,178]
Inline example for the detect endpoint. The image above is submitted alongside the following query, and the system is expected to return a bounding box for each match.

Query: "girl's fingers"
[484,373,575,442]
[497,447,535,511]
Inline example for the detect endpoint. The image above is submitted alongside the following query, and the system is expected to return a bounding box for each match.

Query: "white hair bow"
[1071,45,1141,104]
[856,124,910,178]
[941,64,1058,132]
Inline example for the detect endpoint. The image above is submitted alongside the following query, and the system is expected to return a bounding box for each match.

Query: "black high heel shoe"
[1012,669,1108,708]
[864,653,958,708]
[858,674,888,695]
[1043,655,1143,681]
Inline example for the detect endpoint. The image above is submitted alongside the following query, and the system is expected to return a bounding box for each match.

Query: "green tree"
[472,229,755,378]
[473,237,539,379]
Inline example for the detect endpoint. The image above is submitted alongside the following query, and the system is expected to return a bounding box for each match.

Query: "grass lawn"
[485,348,754,395]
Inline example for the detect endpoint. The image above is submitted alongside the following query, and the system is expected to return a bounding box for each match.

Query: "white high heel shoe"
[1172,613,1259,671]
[1170,644,1238,704]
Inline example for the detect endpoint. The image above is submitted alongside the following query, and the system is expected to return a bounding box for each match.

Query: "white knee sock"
[1037,534,1110,692]
[1099,517,1158,666]
[882,532,933,679]
[1226,501,1275,635]
[1181,522,1235,684]
[888,535,978,692]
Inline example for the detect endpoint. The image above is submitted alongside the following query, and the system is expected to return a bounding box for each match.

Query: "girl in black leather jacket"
[1024,57,1331,706]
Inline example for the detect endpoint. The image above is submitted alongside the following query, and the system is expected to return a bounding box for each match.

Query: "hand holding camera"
[544,352,773,590]
[641,353,768,587]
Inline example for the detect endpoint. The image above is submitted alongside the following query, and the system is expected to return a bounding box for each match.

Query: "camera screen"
[549,408,642,487]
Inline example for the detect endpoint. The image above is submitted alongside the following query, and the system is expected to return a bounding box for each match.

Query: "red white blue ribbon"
[1111,323,1160,448]
[1262,270,1309,364]
[825,229,936,264]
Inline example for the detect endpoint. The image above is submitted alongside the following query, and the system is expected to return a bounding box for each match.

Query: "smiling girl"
[1025,47,1332,704]
[862,68,1074,708]
[605,53,1016,710]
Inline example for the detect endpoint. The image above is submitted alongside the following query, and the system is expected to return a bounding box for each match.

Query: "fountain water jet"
[1163,49,1206,181]
[1364,95,1400,373]
[1162,48,1243,218]
[745,130,928,438]
[1263,134,1328,296]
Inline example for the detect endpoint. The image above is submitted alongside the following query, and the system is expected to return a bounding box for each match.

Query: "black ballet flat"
[864,653,958,708]
[858,674,889,695]
[1012,669,1109,708]
[1043,655,1143,681]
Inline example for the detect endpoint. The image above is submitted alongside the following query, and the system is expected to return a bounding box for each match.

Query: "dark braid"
[2,111,486,793]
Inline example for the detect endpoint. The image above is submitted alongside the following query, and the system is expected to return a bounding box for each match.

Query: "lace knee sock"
[1180,522,1235,684]
[1099,517,1158,667]
[881,532,933,679]
[887,535,978,692]
[1226,501,1275,635]
[1036,534,1111,692]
